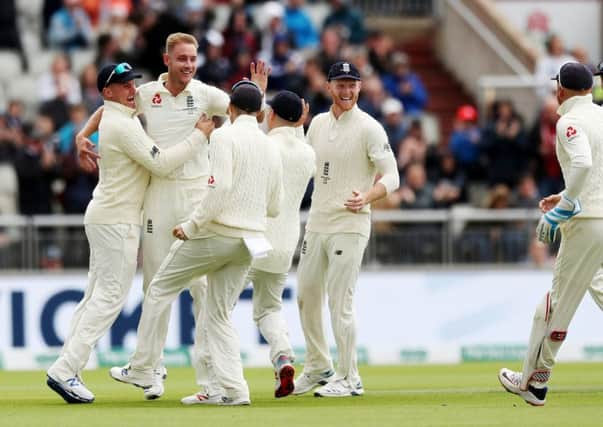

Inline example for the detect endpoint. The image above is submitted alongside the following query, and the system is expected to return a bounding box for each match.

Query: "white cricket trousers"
[49,223,140,381]
[247,269,294,366]
[522,218,603,388]
[297,231,368,383]
[142,177,209,387]
[129,233,252,400]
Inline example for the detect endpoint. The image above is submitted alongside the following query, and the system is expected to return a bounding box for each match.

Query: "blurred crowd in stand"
[0,0,601,267]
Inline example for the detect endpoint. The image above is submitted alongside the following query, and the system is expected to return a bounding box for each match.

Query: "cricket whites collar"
[557,93,593,115]
[103,100,137,117]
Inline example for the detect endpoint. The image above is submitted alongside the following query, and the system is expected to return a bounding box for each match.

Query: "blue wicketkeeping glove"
[536,195,581,244]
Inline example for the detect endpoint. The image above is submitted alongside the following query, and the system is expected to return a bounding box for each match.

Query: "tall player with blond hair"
[76,32,269,400]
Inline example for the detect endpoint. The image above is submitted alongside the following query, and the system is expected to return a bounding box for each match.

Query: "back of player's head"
[268,90,302,122]
[551,62,593,91]
[230,80,263,113]
[165,32,198,53]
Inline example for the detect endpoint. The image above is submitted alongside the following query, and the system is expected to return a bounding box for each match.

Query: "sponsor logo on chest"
[150,92,198,114]
[320,161,331,184]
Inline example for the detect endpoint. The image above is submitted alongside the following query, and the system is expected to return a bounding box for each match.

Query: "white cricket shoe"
[292,369,334,395]
[143,366,168,400]
[109,364,154,389]
[181,392,225,405]
[218,395,251,406]
[46,374,95,404]
[498,368,547,406]
[314,378,364,398]
[274,356,295,398]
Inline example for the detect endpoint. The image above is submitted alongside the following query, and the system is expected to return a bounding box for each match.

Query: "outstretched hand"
[295,99,310,127]
[250,60,271,94]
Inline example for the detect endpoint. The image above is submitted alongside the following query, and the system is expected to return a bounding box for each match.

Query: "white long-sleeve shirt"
[556,94,603,218]
[84,101,206,225]
[181,114,284,239]
[135,73,230,181]
[252,126,316,274]
[305,105,399,238]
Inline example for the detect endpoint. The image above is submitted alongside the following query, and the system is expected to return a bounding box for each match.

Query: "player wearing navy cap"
[109,80,283,406]
[499,62,603,406]
[293,61,399,397]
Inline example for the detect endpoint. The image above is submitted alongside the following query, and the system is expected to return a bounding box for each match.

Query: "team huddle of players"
[44,32,399,406]
[44,31,603,408]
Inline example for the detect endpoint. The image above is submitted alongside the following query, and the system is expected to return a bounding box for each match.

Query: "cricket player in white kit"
[250,92,314,399]
[109,81,283,405]
[76,33,270,399]
[499,62,603,406]
[179,90,314,404]
[293,62,399,397]
[46,63,214,404]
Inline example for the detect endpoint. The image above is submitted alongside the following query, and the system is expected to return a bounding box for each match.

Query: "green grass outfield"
[2,362,603,427]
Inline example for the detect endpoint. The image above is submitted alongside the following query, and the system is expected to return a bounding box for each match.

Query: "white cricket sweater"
[252,126,316,274]
[84,101,205,225]
[556,94,603,218]
[181,114,284,239]
[305,105,398,238]
[135,74,229,181]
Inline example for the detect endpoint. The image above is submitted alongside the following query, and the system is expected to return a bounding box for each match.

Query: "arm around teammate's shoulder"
[119,115,211,177]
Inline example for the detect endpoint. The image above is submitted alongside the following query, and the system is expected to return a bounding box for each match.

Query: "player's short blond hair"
[165,32,198,53]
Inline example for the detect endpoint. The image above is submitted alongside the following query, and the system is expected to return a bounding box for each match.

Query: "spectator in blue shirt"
[323,0,365,44]
[449,105,484,181]
[382,52,428,116]
[285,0,319,49]
[48,0,93,51]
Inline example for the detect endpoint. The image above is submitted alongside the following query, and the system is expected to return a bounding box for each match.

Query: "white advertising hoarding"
[1,270,603,369]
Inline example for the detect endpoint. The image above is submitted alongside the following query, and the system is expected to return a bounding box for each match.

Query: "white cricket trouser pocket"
[51,223,140,380]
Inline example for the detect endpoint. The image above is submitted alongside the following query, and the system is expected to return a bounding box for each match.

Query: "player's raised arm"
[250,60,271,95]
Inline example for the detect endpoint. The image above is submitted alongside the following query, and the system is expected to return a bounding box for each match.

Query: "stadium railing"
[0,207,544,271]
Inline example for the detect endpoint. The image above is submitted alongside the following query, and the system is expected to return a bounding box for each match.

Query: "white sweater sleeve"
[366,121,400,194]
[181,132,233,237]
[267,150,284,218]
[206,85,230,118]
[119,119,206,177]
[556,116,592,200]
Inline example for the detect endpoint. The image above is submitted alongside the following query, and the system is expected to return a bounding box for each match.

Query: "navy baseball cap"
[230,80,263,113]
[97,62,142,92]
[268,90,302,122]
[551,62,593,91]
[327,61,361,82]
